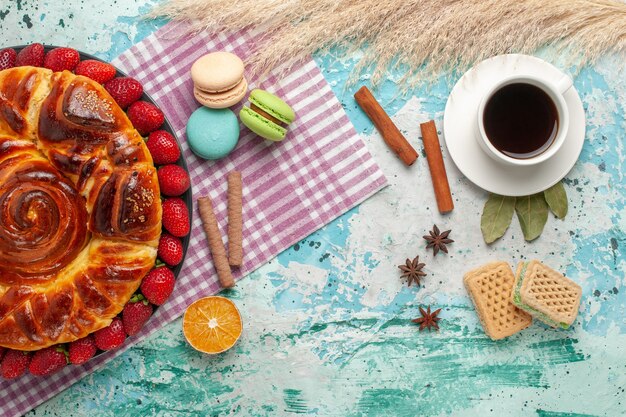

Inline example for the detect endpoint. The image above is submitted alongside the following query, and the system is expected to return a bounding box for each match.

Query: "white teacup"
[475,74,573,166]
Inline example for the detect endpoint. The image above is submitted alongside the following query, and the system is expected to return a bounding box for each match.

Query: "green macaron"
[239,89,296,141]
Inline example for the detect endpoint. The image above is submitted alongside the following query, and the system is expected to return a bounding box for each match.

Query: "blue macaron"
[186,107,239,160]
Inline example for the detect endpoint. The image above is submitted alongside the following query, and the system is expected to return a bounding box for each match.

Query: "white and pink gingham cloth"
[0,23,387,417]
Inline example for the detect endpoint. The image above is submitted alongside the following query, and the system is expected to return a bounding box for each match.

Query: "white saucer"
[443,54,585,196]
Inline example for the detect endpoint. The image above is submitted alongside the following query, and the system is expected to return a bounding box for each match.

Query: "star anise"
[412,306,441,331]
[423,224,453,256]
[398,255,426,286]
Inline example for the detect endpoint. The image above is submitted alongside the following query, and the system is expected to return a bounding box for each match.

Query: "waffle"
[512,260,582,329]
[464,262,532,340]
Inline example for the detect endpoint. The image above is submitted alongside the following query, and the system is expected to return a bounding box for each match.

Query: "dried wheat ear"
[151,0,626,87]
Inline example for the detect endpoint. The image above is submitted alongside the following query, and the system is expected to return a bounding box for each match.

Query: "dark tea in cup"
[482,83,559,160]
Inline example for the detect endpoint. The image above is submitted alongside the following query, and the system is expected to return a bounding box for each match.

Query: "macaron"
[186,107,239,160]
[191,52,248,109]
[239,89,296,141]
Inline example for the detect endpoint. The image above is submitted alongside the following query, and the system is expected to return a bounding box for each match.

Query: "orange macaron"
[190,51,248,109]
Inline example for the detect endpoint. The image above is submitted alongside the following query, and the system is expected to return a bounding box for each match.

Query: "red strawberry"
[68,336,97,365]
[158,233,184,266]
[0,48,17,70]
[146,130,180,165]
[43,47,80,72]
[0,347,5,360]
[127,101,164,135]
[122,295,153,336]
[16,43,44,67]
[1,350,31,379]
[162,198,190,237]
[29,346,67,376]
[158,165,190,197]
[104,77,143,109]
[141,266,176,306]
[75,59,116,84]
[93,318,126,351]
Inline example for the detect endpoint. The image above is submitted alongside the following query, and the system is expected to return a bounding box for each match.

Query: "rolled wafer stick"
[420,120,454,214]
[197,196,235,288]
[227,171,243,267]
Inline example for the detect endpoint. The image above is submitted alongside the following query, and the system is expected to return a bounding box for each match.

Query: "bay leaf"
[543,182,568,219]
[515,193,549,241]
[481,194,516,244]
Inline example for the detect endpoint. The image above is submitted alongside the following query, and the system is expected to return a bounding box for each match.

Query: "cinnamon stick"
[227,171,243,267]
[197,196,235,288]
[420,120,454,214]
[354,86,418,166]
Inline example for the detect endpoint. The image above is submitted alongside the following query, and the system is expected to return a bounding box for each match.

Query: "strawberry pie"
[0,44,189,379]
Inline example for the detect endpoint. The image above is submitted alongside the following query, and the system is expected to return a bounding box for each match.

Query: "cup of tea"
[475,74,573,166]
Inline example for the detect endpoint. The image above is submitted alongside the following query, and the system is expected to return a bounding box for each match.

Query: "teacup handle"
[555,74,573,95]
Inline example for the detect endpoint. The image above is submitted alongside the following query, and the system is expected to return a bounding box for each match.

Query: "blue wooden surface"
[1,1,624,416]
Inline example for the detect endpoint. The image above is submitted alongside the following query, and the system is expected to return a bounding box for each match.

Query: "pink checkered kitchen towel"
[0,23,387,417]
